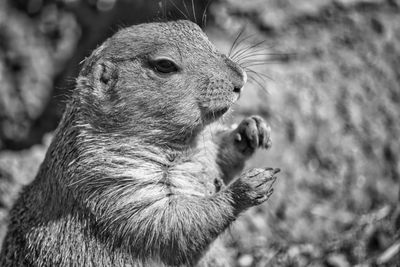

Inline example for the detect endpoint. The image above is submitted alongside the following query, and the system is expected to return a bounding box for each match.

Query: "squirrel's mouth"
[203,106,229,121]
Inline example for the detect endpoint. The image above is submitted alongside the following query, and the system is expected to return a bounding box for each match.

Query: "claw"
[234,133,242,142]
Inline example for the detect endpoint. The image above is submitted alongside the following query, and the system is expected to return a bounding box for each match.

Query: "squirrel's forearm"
[194,124,247,184]
[88,182,240,266]
[156,191,238,265]
[215,130,248,184]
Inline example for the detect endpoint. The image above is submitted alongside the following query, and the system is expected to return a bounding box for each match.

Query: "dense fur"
[0,20,279,266]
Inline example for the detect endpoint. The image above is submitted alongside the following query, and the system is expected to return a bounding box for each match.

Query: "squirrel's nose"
[224,55,247,94]
[233,70,247,94]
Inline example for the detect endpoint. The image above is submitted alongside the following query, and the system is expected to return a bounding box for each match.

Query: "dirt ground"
[1,0,399,266]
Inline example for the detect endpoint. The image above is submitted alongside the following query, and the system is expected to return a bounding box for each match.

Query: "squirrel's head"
[76,20,246,146]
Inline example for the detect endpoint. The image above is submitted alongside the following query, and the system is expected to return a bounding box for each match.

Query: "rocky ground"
[1,0,399,266]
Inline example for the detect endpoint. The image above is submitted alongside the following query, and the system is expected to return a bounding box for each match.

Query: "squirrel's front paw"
[232,168,280,211]
[233,116,272,155]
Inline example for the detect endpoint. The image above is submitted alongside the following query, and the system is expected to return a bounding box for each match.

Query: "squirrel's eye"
[152,59,179,74]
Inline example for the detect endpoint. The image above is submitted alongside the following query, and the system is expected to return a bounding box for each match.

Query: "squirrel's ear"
[93,61,118,93]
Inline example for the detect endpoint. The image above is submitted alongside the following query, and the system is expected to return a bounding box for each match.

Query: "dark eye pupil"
[154,59,178,73]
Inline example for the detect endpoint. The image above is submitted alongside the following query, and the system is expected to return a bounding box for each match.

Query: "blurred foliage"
[1,0,400,266]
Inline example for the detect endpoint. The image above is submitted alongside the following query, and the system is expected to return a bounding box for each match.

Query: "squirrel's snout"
[233,70,247,94]
[233,69,247,94]
[224,56,247,94]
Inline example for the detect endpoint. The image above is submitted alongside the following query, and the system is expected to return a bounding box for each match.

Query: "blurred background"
[0,0,399,266]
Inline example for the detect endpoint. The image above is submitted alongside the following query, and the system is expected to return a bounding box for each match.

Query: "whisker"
[191,0,197,24]
[201,0,212,28]
[233,42,282,65]
[232,39,268,60]
[237,52,293,63]
[182,0,190,19]
[169,0,189,20]
[228,27,247,58]
[231,40,267,62]
[236,49,283,61]
[157,0,167,21]
[235,51,269,61]
[241,59,276,66]
[247,73,268,93]
[229,33,260,59]
[234,48,268,63]
[241,62,277,68]
[246,68,272,83]
[245,68,272,81]
[235,33,263,50]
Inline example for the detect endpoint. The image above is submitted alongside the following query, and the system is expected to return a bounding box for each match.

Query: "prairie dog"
[0,20,279,266]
